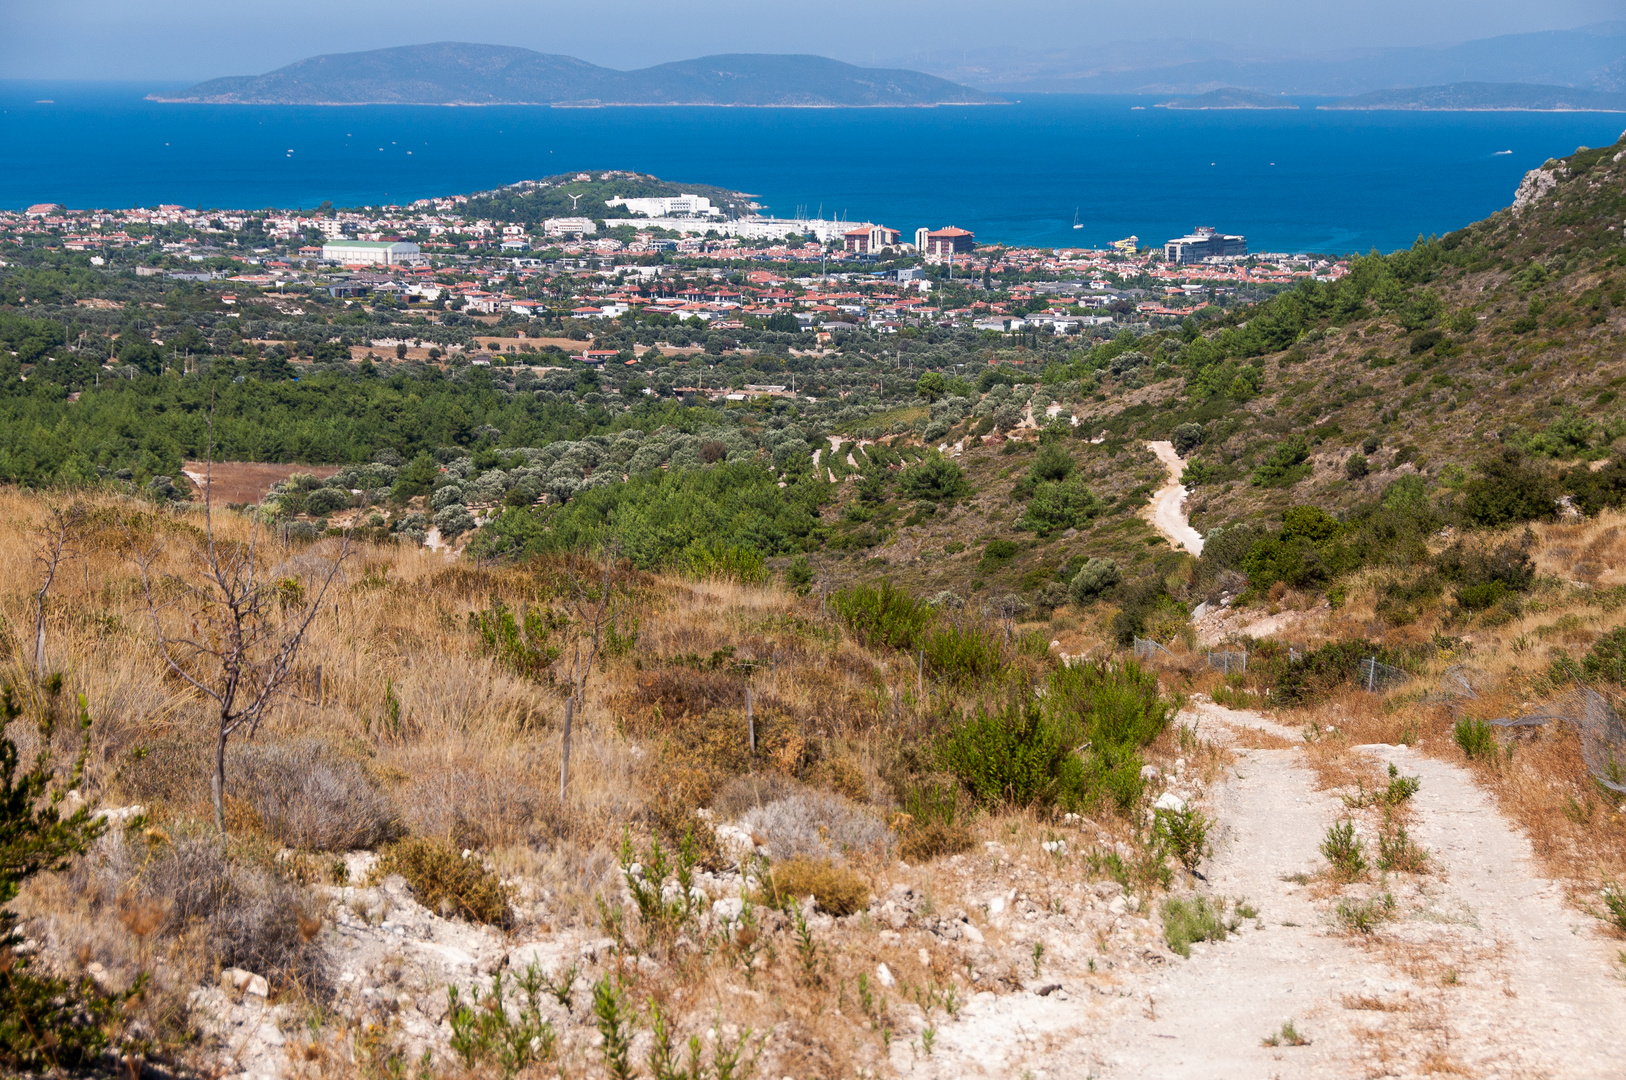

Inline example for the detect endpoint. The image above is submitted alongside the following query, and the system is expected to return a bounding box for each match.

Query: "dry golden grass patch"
[8,486,1155,1072]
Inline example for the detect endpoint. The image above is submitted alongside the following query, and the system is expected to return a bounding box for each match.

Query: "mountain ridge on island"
[1319,81,1626,112]
[1155,87,1298,110]
[149,43,1006,107]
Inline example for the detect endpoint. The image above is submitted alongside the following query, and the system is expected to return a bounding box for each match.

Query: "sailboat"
[1072,208,1083,230]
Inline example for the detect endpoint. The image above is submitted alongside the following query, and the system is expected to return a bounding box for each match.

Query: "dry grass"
[6,486,1168,1075]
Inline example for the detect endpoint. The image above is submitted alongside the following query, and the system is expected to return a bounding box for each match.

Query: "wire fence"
[1206,649,1247,675]
[1133,637,1175,662]
[1486,687,1626,794]
[1359,657,1411,693]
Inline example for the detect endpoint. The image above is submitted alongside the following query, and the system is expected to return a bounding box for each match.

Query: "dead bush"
[759,856,870,916]
[230,739,401,851]
[78,835,328,993]
[738,791,891,863]
[375,836,512,926]
[898,819,975,864]
[711,772,804,817]
[111,728,213,808]
[395,763,542,850]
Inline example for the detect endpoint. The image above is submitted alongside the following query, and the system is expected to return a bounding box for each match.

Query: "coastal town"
[5,171,1347,351]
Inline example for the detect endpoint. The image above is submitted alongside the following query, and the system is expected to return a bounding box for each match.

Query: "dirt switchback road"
[1086,701,1626,1079]
[1146,441,1204,556]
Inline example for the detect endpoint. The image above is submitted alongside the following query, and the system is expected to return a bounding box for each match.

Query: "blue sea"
[4,82,1624,254]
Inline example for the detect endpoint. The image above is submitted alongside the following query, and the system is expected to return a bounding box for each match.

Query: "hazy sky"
[0,0,1617,80]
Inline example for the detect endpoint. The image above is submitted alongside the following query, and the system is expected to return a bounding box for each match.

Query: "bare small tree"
[139,455,349,834]
[32,502,84,678]
[557,542,624,799]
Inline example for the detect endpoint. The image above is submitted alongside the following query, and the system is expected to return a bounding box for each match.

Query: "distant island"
[1154,87,1298,110]
[149,43,1006,108]
[1320,82,1626,112]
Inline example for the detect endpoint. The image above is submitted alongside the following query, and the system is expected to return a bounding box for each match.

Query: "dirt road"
[1146,440,1204,556]
[902,700,1626,1079]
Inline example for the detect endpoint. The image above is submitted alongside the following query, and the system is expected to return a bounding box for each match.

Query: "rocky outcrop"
[1512,164,1566,215]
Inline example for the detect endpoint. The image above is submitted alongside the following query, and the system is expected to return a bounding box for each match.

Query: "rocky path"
[1145,441,1204,556]
[909,700,1626,1079]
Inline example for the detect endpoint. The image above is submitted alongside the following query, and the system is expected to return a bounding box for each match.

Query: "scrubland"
[0,487,1205,1078]
[3,481,1626,1078]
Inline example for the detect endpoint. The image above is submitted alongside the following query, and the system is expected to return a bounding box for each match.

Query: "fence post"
[746,684,755,753]
[917,647,924,699]
[559,697,574,802]
[1242,651,1247,675]
[315,664,323,706]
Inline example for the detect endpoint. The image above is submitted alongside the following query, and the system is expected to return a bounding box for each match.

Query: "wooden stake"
[559,697,574,801]
[747,684,755,754]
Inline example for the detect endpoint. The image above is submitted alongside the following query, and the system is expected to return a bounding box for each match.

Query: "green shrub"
[1453,718,1497,761]
[1023,475,1105,534]
[1171,422,1205,457]
[938,661,1169,814]
[1262,1019,1310,1047]
[470,598,563,681]
[831,580,934,652]
[1335,894,1394,934]
[978,539,1021,571]
[1252,435,1312,487]
[1,680,139,1072]
[938,696,1075,809]
[678,543,767,584]
[1269,639,1408,706]
[302,486,350,516]
[1377,824,1428,873]
[1320,819,1366,880]
[1601,880,1626,935]
[376,837,512,925]
[1455,581,1508,611]
[1582,627,1626,684]
[1048,658,1170,752]
[1027,442,1074,483]
[898,455,970,502]
[922,622,1005,685]
[785,555,813,593]
[1068,558,1121,604]
[1462,450,1559,527]
[447,968,558,1077]
[1160,895,1230,957]
[1153,806,1210,874]
[1344,453,1369,480]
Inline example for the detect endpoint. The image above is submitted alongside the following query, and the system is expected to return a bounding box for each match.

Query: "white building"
[320,240,422,266]
[601,215,857,244]
[604,193,722,219]
[543,217,598,238]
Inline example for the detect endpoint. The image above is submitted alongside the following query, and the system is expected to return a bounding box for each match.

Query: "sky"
[0,0,1618,81]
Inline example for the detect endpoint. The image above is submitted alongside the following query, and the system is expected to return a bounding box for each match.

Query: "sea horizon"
[5,80,1624,255]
